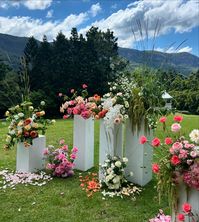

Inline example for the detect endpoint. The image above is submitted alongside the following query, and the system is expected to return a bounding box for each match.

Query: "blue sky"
[0,0,199,56]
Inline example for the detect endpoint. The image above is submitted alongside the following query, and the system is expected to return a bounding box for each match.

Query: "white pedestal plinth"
[172,184,199,222]
[73,115,94,171]
[125,119,153,186]
[16,135,46,173]
[99,120,123,178]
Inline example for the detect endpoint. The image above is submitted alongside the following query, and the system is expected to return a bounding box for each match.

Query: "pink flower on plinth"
[173,115,183,122]
[70,89,75,93]
[43,148,49,155]
[179,149,188,159]
[62,145,68,151]
[165,137,173,145]
[139,136,147,144]
[47,163,55,169]
[172,142,183,150]
[81,110,91,119]
[152,163,160,174]
[69,100,75,106]
[171,155,181,165]
[182,203,192,213]
[58,93,63,97]
[82,84,88,89]
[73,107,79,115]
[70,153,77,160]
[177,213,185,221]
[159,116,167,123]
[171,123,181,132]
[151,138,161,147]
[57,153,66,160]
[72,146,78,153]
[190,151,197,158]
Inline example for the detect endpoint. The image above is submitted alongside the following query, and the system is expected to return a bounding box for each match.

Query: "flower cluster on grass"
[149,209,171,222]
[5,101,55,149]
[43,139,78,178]
[79,173,101,197]
[59,84,101,120]
[0,170,52,190]
[140,115,199,208]
[100,155,141,199]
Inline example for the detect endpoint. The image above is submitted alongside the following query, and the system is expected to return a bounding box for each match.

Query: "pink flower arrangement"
[59,85,101,120]
[43,141,78,178]
[149,209,171,222]
[177,202,199,222]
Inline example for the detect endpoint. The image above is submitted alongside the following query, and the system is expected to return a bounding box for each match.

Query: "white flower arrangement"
[189,129,199,144]
[100,155,141,199]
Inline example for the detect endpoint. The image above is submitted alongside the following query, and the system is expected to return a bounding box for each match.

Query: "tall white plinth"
[99,119,123,178]
[16,135,46,173]
[73,115,94,171]
[172,184,199,222]
[125,119,153,186]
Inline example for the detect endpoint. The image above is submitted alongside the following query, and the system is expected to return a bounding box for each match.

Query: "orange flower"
[93,94,101,101]
[24,118,32,126]
[30,131,38,138]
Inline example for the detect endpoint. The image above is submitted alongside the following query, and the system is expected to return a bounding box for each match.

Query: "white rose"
[115,161,122,168]
[18,112,24,118]
[40,101,45,106]
[189,129,199,144]
[113,176,120,184]
[122,157,128,163]
[6,135,12,143]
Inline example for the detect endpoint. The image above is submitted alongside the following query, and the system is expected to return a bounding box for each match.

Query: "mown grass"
[0,114,198,222]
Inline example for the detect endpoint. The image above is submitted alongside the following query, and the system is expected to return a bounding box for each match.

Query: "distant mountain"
[0,33,198,75]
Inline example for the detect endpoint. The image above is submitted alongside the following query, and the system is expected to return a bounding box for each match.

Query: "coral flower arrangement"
[5,101,55,149]
[140,115,199,208]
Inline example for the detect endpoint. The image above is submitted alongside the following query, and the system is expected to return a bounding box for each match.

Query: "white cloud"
[90,3,101,17]
[156,46,192,54]
[0,0,52,10]
[46,9,53,18]
[80,0,199,48]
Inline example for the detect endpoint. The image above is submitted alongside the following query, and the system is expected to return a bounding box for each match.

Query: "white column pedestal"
[16,135,46,173]
[73,115,94,171]
[125,119,153,186]
[172,184,199,222]
[99,119,123,178]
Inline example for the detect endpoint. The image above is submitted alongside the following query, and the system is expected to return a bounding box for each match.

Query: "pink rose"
[69,100,75,105]
[179,149,188,159]
[67,108,73,115]
[62,145,68,151]
[171,123,181,132]
[139,136,147,144]
[73,108,79,115]
[59,139,65,145]
[182,203,192,213]
[72,146,78,153]
[63,115,69,119]
[57,153,66,160]
[165,137,173,145]
[151,138,161,147]
[177,213,185,221]
[172,142,183,150]
[82,84,88,89]
[171,155,181,165]
[190,151,197,158]
[81,110,91,119]
[70,153,77,160]
[152,163,160,174]
[174,115,183,122]
[70,89,75,93]
[159,116,167,123]
[58,93,63,97]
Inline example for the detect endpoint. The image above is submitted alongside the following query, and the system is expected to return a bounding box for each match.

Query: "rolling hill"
[0,33,198,74]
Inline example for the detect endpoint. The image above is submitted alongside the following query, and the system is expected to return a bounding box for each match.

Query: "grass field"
[0,115,198,222]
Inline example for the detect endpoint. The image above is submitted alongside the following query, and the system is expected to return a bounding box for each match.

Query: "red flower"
[165,137,173,145]
[30,131,38,138]
[24,118,31,126]
[182,203,192,213]
[151,137,161,147]
[82,84,88,89]
[171,155,181,165]
[177,213,185,221]
[152,163,160,174]
[139,136,147,144]
[63,115,69,119]
[159,116,167,123]
[174,115,183,122]
[24,131,29,137]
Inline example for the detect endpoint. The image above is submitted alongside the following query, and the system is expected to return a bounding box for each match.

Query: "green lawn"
[0,115,198,222]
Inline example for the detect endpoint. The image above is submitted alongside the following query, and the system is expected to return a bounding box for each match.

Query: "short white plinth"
[99,119,123,178]
[73,115,94,171]
[16,135,46,173]
[172,183,199,222]
[125,119,153,186]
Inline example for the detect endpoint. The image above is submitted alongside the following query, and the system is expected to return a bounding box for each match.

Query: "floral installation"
[0,170,52,190]
[5,101,55,149]
[100,155,141,199]
[149,209,171,222]
[59,84,101,120]
[79,172,101,197]
[140,115,199,209]
[43,139,78,178]
[97,75,133,128]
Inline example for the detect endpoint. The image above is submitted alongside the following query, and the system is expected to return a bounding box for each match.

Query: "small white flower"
[130,172,134,177]
[122,157,128,163]
[115,161,122,168]
[40,101,45,106]
[18,113,24,118]
[189,129,199,144]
